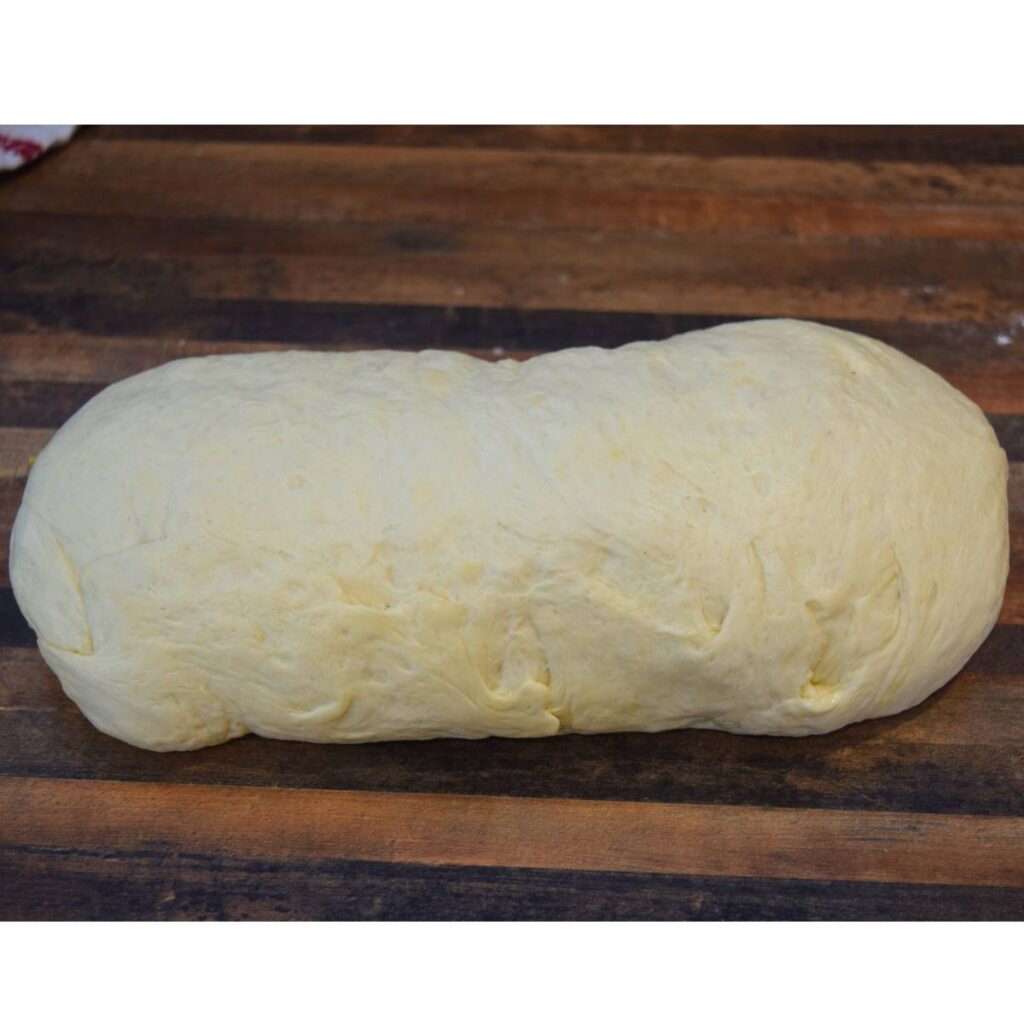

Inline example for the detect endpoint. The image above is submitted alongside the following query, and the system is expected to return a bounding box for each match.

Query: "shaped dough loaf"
[10,319,1008,751]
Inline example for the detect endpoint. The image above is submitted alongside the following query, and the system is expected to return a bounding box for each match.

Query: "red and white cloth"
[0,125,76,171]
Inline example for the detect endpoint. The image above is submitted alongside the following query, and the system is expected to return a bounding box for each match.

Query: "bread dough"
[10,319,1008,751]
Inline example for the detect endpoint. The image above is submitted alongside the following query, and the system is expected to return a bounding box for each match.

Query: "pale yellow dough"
[10,319,1008,751]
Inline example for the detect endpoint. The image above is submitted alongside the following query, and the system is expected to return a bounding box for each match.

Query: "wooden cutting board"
[1,125,1022,920]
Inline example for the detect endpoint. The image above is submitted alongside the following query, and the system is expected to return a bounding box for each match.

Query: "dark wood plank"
[0,588,33,645]
[0,380,106,428]
[4,777,1023,887]
[8,209,1024,323]
[3,847,1021,920]
[989,416,1024,459]
[5,294,1024,370]
[0,292,737,350]
[86,125,1024,165]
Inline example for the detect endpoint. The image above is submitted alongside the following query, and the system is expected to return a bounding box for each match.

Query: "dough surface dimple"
[9,319,1008,751]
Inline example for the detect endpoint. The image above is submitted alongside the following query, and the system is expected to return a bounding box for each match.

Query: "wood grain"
[0,429,49,479]
[5,848,1022,921]
[4,777,1024,888]
[4,290,1023,370]
[8,141,1024,241]
[88,125,1024,165]
[8,209,1024,323]
[2,125,1022,920]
